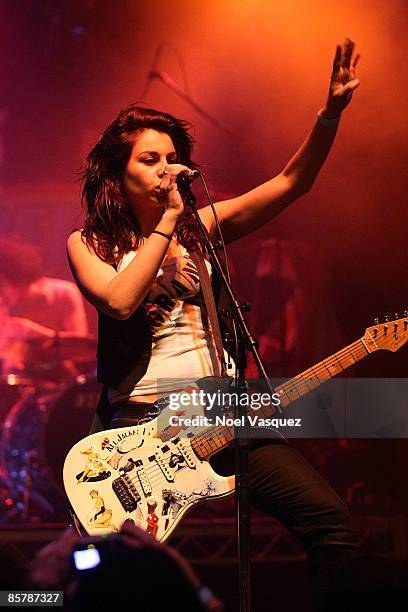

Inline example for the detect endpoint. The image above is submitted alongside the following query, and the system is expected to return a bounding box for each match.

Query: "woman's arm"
[200,38,360,243]
[67,211,178,320]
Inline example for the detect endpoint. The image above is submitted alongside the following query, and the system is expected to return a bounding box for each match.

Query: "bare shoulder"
[66,230,113,276]
[67,229,86,253]
[66,230,100,265]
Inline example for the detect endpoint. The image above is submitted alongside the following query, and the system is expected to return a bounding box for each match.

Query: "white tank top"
[109,239,221,403]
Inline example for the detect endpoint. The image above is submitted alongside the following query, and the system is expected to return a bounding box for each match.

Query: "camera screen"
[73,547,101,571]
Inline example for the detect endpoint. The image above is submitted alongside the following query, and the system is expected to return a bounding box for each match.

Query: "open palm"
[327,38,360,116]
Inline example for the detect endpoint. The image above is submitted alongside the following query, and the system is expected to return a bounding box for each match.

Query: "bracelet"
[316,111,341,128]
[151,230,172,241]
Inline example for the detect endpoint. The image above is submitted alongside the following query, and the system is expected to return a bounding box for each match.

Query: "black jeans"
[108,404,357,611]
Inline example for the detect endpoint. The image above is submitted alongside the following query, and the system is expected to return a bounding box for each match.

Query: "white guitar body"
[63,403,234,541]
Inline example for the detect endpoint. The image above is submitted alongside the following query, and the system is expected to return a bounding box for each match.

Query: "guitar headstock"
[363,312,408,352]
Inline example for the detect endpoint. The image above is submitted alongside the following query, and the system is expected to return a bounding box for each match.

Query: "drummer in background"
[0,236,88,336]
[0,236,89,377]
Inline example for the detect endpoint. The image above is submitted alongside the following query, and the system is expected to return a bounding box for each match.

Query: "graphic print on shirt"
[143,244,206,335]
[109,241,220,402]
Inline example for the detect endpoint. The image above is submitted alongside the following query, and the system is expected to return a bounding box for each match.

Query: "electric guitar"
[63,314,408,540]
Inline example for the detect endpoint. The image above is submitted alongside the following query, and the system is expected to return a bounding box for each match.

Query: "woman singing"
[68,39,360,610]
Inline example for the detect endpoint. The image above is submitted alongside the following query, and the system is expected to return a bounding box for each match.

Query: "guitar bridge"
[112,475,141,512]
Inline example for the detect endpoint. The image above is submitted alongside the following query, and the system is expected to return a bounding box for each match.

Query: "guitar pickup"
[175,440,197,469]
[136,465,152,496]
[154,449,175,482]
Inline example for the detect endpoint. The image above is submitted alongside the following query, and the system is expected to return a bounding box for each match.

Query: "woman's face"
[123,129,177,218]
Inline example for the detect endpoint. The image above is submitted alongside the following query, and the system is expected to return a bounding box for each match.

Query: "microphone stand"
[181,180,282,612]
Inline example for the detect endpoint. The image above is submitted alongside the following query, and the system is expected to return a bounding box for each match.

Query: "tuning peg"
[404,310,408,318]
[384,314,390,323]
[373,317,379,326]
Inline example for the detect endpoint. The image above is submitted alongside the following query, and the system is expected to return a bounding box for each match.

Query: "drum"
[0,376,101,521]
[0,375,34,424]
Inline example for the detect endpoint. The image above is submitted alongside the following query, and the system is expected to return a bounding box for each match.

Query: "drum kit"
[0,335,100,523]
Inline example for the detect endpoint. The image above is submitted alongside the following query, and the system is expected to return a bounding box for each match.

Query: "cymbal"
[1,335,96,367]
[24,335,97,364]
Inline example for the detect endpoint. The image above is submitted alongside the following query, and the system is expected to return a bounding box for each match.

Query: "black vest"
[96,306,152,394]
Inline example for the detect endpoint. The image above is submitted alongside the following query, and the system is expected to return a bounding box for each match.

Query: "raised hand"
[325,37,360,117]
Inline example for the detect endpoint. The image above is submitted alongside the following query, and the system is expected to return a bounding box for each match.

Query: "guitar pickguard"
[64,410,234,541]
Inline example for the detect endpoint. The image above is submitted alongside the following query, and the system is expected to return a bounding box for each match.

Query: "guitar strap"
[189,249,228,378]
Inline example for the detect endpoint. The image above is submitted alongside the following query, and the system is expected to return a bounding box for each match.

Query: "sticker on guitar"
[87,490,118,532]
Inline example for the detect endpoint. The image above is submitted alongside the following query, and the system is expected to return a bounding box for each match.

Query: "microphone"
[176,169,200,191]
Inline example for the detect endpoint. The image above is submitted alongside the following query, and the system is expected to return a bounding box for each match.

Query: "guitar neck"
[275,336,369,408]
[191,337,370,460]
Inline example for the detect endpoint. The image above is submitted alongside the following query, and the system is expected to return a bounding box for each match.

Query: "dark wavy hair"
[81,104,203,264]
